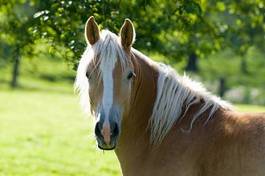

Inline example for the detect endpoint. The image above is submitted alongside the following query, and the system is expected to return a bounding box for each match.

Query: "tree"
[0,0,37,87]
[31,0,204,68]
[1,0,263,89]
[204,0,265,74]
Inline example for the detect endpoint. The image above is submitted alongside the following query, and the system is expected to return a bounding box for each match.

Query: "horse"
[75,16,265,176]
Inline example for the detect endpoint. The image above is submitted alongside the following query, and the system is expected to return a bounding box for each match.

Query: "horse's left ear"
[120,18,135,51]
[85,16,100,45]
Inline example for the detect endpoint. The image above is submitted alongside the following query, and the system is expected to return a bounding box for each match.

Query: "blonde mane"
[149,63,232,144]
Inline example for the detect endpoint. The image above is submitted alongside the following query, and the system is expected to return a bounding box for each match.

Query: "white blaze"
[99,49,117,145]
[99,40,118,133]
[100,63,115,121]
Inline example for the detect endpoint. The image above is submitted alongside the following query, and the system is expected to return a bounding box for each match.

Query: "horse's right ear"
[85,16,100,45]
[120,18,135,51]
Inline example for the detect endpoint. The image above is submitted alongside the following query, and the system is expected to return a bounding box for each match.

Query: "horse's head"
[75,16,136,150]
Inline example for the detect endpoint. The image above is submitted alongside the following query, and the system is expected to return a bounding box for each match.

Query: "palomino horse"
[75,16,265,176]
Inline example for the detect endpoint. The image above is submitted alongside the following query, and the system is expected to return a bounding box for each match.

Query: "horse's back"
[201,110,265,176]
[124,110,265,176]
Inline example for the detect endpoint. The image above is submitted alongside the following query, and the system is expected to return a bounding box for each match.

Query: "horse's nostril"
[95,122,101,137]
[113,123,119,136]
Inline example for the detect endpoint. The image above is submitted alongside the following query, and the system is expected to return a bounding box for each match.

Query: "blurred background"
[0,0,264,175]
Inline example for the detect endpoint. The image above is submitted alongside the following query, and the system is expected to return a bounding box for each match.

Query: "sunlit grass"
[236,104,265,112]
[0,87,121,176]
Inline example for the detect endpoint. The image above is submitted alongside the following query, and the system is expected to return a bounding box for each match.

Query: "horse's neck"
[114,51,228,174]
[115,51,159,170]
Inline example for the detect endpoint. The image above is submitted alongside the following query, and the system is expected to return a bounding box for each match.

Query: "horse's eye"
[86,72,91,80]
[127,71,135,80]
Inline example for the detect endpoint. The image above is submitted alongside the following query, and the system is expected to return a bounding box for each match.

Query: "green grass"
[236,104,265,112]
[0,87,121,176]
[0,55,121,175]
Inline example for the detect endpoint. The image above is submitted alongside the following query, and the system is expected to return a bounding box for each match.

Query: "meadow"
[1,57,265,176]
[0,57,122,176]
[0,87,121,176]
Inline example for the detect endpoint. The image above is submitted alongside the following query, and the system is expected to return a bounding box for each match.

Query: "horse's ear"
[120,18,135,51]
[85,16,100,45]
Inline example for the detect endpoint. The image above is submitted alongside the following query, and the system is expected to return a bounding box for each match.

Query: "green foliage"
[1,0,264,67]
[0,0,37,55]
[204,0,265,55]
[29,0,208,67]
[0,0,264,92]
[29,0,264,68]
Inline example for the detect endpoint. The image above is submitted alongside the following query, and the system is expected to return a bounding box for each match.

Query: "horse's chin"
[95,135,119,151]
[98,144,116,151]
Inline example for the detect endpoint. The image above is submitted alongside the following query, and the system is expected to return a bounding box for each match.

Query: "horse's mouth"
[98,144,116,150]
[95,133,119,151]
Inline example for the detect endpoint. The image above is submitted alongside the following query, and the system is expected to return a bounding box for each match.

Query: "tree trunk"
[218,77,226,98]
[185,52,199,72]
[240,56,248,74]
[10,47,20,88]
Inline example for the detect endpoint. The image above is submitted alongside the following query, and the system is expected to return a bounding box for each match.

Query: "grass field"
[0,85,121,176]
[1,57,265,176]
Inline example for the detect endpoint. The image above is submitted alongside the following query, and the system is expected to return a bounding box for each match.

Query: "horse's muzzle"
[95,121,119,150]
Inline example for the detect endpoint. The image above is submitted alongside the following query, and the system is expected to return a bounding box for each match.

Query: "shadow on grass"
[38,73,75,83]
[0,78,74,95]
